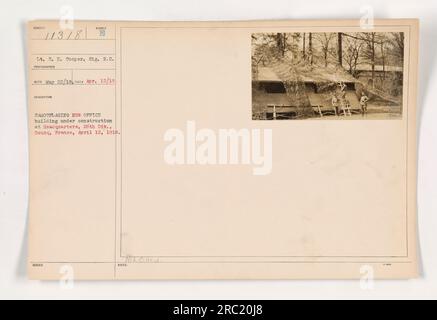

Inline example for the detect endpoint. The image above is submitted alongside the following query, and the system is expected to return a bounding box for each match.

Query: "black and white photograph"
[252,32,405,120]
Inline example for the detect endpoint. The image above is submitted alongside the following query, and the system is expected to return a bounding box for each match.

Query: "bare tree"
[389,32,404,61]
[380,40,386,80]
[314,33,335,67]
[275,33,288,57]
[343,37,363,76]
[358,32,379,88]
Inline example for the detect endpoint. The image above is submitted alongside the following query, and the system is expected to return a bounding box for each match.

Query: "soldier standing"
[360,92,369,115]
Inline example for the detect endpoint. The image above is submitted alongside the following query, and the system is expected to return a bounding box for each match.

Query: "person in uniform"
[360,92,369,115]
[331,93,339,115]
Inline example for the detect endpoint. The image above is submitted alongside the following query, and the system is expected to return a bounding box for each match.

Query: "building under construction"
[252,60,400,120]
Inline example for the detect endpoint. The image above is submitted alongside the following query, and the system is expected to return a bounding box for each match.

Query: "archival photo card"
[27,20,418,280]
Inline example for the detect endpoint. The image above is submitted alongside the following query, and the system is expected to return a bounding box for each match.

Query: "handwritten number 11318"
[45,30,84,40]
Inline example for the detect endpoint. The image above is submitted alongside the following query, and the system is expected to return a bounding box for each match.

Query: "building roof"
[356,65,403,72]
[255,67,283,82]
[254,61,358,84]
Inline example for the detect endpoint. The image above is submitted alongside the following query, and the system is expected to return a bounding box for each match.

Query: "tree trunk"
[371,33,375,89]
[276,33,286,57]
[337,32,342,66]
[308,33,313,64]
[399,32,404,60]
[381,42,386,81]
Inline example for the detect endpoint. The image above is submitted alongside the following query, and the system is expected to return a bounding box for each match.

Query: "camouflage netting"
[253,56,401,114]
[269,58,314,118]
